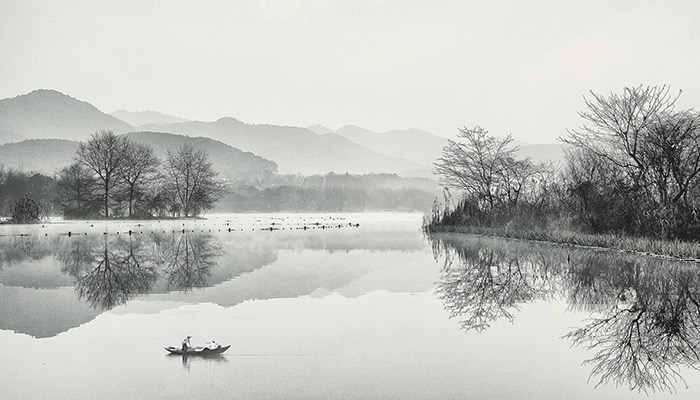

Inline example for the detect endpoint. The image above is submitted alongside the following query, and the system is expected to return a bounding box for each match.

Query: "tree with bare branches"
[164,144,225,217]
[433,126,554,227]
[75,130,130,218]
[117,142,160,218]
[562,85,700,238]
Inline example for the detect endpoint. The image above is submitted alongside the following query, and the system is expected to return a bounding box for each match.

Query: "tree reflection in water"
[56,232,221,310]
[59,235,157,310]
[431,235,557,332]
[154,232,223,292]
[429,232,700,393]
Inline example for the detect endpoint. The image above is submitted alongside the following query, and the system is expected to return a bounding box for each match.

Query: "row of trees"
[58,130,225,219]
[433,85,700,240]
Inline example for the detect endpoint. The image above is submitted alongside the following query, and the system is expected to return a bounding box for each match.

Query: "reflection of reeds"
[427,225,700,261]
[429,231,700,393]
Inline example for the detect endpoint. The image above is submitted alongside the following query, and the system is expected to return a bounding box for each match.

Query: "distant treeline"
[1,167,439,220]
[216,172,437,212]
[429,85,700,241]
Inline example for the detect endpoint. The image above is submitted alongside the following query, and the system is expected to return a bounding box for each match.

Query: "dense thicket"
[0,167,56,218]
[562,85,700,239]
[431,85,700,241]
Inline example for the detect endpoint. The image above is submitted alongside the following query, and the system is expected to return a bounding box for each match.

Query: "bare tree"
[433,126,554,228]
[164,144,225,217]
[434,126,518,210]
[562,85,680,185]
[562,85,700,237]
[118,141,160,217]
[75,130,130,218]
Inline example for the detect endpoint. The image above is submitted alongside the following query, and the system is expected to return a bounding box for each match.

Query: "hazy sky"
[2,0,700,143]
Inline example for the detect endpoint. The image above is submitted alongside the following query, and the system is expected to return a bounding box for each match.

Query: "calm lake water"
[2,213,700,399]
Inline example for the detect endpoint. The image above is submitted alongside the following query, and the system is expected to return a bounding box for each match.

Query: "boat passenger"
[182,335,192,351]
[209,340,220,349]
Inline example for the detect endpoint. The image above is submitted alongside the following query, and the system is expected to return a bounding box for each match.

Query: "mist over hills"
[0,89,565,180]
[110,110,190,126]
[124,131,277,181]
[334,125,447,167]
[0,133,277,182]
[0,90,133,144]
[138,118,428,175]
[320,125,566,167]
[0,139,78,175]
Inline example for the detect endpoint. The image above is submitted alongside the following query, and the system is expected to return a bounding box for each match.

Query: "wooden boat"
[165,344,230,356]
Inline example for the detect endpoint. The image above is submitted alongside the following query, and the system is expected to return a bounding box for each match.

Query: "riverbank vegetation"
[427,85,700,256]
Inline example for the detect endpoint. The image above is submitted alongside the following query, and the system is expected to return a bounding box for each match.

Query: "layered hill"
[0,89,565,178]
[334,125,447,167]
[0,90,133,144]
[331,125,566,166]
[124,131,277,181]
[0,139,78,175]
[0,133,277,182]
[138,118,427,175]
[110,110,190,126]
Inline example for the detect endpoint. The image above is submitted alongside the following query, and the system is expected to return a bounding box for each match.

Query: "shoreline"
[424,224,700,263]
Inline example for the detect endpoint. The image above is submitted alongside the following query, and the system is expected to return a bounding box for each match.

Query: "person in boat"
[208,340,220,349]
[182,335,192,351]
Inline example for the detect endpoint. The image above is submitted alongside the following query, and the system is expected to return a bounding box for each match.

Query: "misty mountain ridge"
[0,89,565,177]
[327,125,566,167]
[0,133,277,182]
[124,131,277,181]
[0,89,132,144]
[110,110,190,126]
[137,117,428,175]
[0,139,78,175]
[306,124,335,135]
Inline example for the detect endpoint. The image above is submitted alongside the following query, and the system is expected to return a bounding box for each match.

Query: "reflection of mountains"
[429,233,700,393]
[0,229,427,338]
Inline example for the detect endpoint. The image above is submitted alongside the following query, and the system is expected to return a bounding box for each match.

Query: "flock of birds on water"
[0,215,361,238]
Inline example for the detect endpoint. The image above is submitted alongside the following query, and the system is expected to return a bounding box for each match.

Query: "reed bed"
[424,224,700,262]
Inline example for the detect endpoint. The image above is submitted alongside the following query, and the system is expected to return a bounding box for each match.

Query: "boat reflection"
[428,232,700,393]
[167,352,229,371]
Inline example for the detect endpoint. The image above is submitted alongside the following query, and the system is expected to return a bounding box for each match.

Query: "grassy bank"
[424,223,700,262]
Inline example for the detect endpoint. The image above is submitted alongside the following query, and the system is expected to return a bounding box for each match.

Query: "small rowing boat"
[165,344,230,356]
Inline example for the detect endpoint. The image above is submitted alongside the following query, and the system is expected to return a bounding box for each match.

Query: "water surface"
[2,214,700,399]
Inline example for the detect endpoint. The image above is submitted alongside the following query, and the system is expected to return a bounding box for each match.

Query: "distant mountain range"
[110,110,190,126]
[0,89,565,177]
[0,89,133,143]
[0,139,78,174]
[0,133,277,182]
[124,131,277,181]
[315,125,566,166]
[135,118,428,175]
